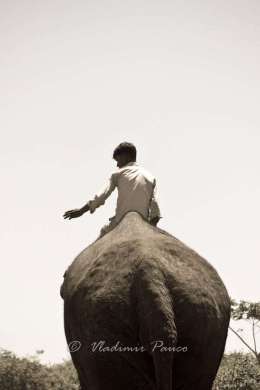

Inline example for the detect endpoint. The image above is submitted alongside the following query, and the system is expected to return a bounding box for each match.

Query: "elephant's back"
[63,211,230,320]
[62,212,231,389]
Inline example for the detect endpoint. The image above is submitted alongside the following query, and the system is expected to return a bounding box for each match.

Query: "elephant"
[60,211,231,390]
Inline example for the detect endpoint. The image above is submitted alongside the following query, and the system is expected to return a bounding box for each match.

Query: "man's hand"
[150,216,160,226]
[63,209,84,220]
[63,203,90,220]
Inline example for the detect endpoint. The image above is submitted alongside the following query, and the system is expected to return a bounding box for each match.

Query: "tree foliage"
[213,352,260,390]
[230,299,260,364]
[1,348,260,389]
[0,348,79,390]
[231,299,260,321]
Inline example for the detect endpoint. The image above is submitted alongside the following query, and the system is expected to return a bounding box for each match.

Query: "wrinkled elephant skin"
[61,211,231,390]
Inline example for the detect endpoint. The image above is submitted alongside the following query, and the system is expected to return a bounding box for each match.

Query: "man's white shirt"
[88,161,162,224]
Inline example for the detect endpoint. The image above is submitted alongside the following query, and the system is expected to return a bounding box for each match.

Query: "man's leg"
[97,216,117,239]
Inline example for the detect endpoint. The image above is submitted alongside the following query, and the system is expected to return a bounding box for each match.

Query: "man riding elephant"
[63,142,162,238]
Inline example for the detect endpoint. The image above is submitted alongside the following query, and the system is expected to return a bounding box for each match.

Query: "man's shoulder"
[109,170,119,185]
[138,166,156,182]
[119,164,156,183]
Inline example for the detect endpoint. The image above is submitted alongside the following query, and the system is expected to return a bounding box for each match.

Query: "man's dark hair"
[113,142,137,161]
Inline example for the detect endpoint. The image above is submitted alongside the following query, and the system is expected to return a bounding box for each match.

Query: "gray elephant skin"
[61,211,231,390]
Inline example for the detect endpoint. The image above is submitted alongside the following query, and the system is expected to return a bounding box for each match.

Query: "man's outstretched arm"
[63,173,117,220]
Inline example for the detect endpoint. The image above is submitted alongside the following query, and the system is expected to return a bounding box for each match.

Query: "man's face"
[115,154,132,168]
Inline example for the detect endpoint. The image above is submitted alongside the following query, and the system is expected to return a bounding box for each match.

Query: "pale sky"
[1,0,259,364]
